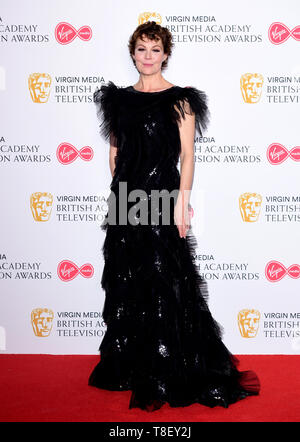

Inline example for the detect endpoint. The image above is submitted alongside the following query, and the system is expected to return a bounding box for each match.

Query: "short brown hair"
[128,21,174,71]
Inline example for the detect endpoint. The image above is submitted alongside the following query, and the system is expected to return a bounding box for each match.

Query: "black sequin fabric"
[88,81,260,411]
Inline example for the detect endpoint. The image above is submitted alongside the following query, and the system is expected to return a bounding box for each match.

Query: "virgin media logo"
[267,143,300,165]
[55,22,92,45]
[57,260,94,281]
[265,260,300,282]
[268,22,300,44]
[56,142,94,164]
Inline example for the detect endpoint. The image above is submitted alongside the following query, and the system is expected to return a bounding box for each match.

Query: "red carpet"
[0,355,299,422]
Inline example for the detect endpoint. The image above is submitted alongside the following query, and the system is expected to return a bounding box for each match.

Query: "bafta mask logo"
[268,22,300,45]
[239,192,262,222]
[267,142,300,165]
[138,12,162,25]
[265,260,300,282]
[240,73,263,103]
[30,192,53,222]
[28,73,51,103]
[31,308,54,337]
[238,309,260,338]
[55,22,92,45]
[56,142,94,164]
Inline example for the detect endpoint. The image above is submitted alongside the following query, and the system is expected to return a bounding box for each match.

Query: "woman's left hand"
[174,198,191,238]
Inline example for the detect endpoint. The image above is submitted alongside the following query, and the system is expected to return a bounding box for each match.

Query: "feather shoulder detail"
[93,80,120,145]
[171,86,211,137]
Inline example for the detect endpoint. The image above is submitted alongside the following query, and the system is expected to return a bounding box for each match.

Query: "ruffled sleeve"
[93,80,120,147]
[172,86,210,137]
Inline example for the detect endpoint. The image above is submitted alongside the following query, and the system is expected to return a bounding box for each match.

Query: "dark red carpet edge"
[0,355,299,422]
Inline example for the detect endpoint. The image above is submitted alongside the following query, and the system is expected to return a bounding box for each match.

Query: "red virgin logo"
[267,143,300,165]
[265,260,300,282]
[57,260,94,281]
[55,22,92,45]
[268,22,300,44]
[56,142,94,164]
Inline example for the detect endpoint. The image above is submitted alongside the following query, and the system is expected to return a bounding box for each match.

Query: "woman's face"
[132,35,167,73]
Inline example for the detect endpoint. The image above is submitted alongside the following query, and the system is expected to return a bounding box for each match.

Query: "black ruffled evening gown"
[88,80,260,411]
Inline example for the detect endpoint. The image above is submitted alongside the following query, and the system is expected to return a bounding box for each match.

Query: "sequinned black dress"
[88,81,260,411]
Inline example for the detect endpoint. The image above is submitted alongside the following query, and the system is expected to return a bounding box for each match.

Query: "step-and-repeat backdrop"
[1,0,300,354]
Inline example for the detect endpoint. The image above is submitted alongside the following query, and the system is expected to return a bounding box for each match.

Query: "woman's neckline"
[129,85,176,94]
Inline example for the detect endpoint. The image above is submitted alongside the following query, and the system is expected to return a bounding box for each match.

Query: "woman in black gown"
[88,21,260,412]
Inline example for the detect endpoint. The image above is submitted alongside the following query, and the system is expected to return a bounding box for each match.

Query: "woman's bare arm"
[175,103,195,238]
[109,133,118,177]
